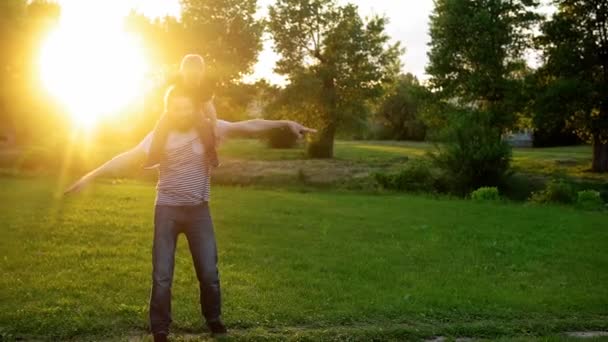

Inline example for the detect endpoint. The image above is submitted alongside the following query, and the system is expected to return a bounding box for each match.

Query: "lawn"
[1,177,607,341]
[2,140,607,189]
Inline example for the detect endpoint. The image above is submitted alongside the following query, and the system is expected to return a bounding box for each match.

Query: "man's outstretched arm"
[216,119,316,141]
[64,142,147,194]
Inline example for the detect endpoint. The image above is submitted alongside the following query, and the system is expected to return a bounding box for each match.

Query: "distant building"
[504,130,533,147]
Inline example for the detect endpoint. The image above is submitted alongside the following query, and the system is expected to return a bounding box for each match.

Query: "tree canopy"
[268,0,403,158]
[427,0,540,130]
[536,0,608,172]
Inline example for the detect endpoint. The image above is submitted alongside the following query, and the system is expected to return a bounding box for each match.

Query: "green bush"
[431,111,512,195]
[500,173,546,201]
[375,160,444,193]
[576,190,604,210]
[529,180,576,204]
[471,187,500,201]
[265,127,298,149]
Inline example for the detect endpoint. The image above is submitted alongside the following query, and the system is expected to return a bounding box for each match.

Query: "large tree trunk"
[307,121,336,158]
[308,70,337,158]
[592,133,608,173]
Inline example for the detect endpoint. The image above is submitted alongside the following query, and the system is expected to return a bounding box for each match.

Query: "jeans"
[149,203,221,334]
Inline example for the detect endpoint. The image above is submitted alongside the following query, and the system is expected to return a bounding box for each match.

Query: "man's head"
[179,54,205,88]
[164,86,195,131]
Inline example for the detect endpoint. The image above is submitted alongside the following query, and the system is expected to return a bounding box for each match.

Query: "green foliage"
[536,0,608,172]
[214,82,259,122]
[265,127,298,149]
[179,0,263,82]
[528,76,584,147]
[499,173,546,201]
[576,190,604,211]
[374,73,429,141]
[375,160,445,193]
[267,0,403,158]
[120,5,266,138]
[0,0,62,146]
[431,111,512,195]
[529,179,576,204]
[470,187,500,201]
[426,0,539,130]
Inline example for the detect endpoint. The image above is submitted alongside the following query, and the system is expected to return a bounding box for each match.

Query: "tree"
[375,73,429,141]
[0,0,26,144]
[125,2,264,135]
[426,0,539,191]
[0,0,60,145]
[126,0,263,84]
[268,0,402,158]
[427,0,540,130]
[527,73,582,147]
[536,0,608,172]
[125,12,187,68]
[180,0,264,83]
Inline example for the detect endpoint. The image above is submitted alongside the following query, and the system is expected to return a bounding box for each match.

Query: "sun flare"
[39,8,149,128]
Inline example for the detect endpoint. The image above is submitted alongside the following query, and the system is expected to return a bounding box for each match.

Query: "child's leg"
[144,114,171,168]
[198,101,219,167]
[197,119,219,167]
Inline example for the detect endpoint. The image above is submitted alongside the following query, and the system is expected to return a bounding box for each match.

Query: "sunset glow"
[38,0,179,128]
[40,28,148,127]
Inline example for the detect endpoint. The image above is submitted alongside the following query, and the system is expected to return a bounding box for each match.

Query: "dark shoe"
[207,319,227,336]
[153,333,168,342]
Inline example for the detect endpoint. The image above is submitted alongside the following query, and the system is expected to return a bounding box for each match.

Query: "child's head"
[179,54,205,88]
[164,86,195,131]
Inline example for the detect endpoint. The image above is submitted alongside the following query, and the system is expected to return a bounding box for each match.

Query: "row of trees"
[0,0,606,172]
[119,0,403,159]
[426,0,608,173]
[0,0,62,144]
[263,0,607,173]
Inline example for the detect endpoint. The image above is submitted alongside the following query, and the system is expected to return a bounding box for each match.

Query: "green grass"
[1,177,607,341]
[3,139,607,184]
[216,140,430,162]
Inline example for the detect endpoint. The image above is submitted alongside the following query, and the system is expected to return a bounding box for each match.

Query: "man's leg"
[149,205,179,336]
[184,203,222,323]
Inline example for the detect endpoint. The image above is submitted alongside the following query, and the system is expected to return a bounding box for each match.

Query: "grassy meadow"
[1,139,607,340]
[2,139,607,191]
[0,175,607,341]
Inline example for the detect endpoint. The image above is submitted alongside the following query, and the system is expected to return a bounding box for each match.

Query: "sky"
[55,0,553,85]
[54,0,436,84]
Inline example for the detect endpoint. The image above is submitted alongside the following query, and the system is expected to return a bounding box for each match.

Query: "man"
[65,86,316,341]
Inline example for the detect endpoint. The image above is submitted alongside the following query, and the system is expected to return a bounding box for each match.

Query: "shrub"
[375,160,442,193]
[471,187,500,201]
[576,190,604,210]
[529,180,576,204]
[265,127,298,149]
[500,173,546,201]
[430,111,512,195]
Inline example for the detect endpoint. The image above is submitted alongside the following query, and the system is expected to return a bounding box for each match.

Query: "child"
[144,54,219,168]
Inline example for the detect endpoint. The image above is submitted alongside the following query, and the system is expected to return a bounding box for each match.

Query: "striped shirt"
[138,129,211,205]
